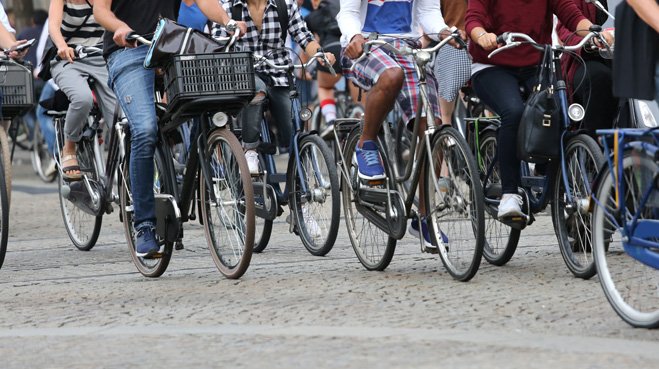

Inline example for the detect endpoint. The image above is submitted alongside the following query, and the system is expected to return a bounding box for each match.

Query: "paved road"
[1,154,658,368]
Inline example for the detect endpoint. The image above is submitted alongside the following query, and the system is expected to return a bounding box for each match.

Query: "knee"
[130,123,158,149]
[499,103,525,128]
[69,91,94,112]
[249,91,266,105]
[377,68,404,93]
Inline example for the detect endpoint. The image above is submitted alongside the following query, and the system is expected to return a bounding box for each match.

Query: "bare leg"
[358,68,404,145]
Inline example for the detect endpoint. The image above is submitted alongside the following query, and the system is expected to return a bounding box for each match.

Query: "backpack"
[231,0,289,43]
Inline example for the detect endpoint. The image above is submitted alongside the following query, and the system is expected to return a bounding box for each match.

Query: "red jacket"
[466,0,587,67]
[556,0,599,97]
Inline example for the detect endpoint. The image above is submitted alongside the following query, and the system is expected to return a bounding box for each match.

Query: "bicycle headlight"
[212,112,229,128]
[568,103,585,122]
[300,108,312,121]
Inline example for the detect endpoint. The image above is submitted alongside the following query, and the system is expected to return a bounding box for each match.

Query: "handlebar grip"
[496,33,507,45]
[125,32,139,42]
[456,36,468,50]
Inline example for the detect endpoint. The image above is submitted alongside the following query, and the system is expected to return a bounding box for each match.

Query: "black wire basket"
[0,61,34,119]
[164,52,255,116]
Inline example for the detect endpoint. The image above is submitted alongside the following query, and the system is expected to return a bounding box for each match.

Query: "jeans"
[573,60,617,132]
[472,66,538,194]
[36,82,57,155]
[655,61,659,104]
[107,46,157,231]
[241,75,292,150]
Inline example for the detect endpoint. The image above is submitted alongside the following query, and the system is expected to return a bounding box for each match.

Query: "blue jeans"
[655,61,659,104]
[36,82,57,155]
[107,46,157,231]
[472,66,538,194]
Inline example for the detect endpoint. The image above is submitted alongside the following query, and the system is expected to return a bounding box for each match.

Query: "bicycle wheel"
[120,145,174,278]
[425,126,484,281]
[199,128,254,279]
[478,131,521,266]
[289,134,340,256]
[552,134,604,279]
[253,151,273,253]
[592,149,659,328]
[57,139,102,251]
[342,127,396,271]
[0,160,9,269]
[9,117,32,150]
[0,128,12,202]
[31,123,57,183]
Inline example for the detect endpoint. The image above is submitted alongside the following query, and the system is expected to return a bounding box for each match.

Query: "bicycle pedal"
[422,245,439,255]
[498,214,528,230]
[362,178,386,186]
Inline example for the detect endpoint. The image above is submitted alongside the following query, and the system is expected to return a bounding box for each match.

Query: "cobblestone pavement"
[1,156,658,369]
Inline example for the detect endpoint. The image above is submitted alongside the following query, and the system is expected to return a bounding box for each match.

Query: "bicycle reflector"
[568,103,585,122]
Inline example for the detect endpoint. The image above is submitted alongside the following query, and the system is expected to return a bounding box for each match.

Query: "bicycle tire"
[592,149,659,328]
[31,123,57,183]
[253,151,273,253]
[0,128,12,203]
[10,117,32,150]
[289,134,340,256]
[342,127,396,271]
[199,128,255,279]
[552,134,604,279]
[120,145,174,278]
[56,139,102,251]
[0,160,9,269]
[425,126,484,281]
[478,131,521,266]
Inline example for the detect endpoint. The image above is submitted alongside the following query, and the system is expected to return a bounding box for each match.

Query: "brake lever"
[487,41,520,58]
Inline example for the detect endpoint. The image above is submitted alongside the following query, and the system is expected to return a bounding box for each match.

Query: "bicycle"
[0,41,36,268]
[248,51,341,256]
[473,28,607,279]
[335,30,485,282]
[121,33,255,278]
[591,128,659,328]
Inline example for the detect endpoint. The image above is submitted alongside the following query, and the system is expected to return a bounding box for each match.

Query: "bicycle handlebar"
[349,27,462,72]
[253,50,336,76]
[488,28,609,58]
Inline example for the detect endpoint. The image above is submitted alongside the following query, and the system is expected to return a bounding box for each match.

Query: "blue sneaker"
[354,140,385,180]
[409,217,449,252]
[135,226,160,259]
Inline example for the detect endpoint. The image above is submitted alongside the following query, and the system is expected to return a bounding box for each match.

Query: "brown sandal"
[60,154,82,181]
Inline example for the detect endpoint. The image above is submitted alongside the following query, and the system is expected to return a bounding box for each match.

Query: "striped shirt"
[61,1,104,47]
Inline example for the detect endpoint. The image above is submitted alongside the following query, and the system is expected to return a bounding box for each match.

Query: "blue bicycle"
[592,128,659,328]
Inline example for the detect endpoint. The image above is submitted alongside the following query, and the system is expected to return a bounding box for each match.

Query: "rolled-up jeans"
[107,46,156,231]
[36,81,57,155]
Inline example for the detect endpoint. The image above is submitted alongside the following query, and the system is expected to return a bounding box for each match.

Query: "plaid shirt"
[213,0,314,87]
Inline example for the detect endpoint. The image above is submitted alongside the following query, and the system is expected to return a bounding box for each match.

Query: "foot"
[135,226,160,259]
[60,152,82,181]
[497,193,524,219]
[245,150,260,175]
[44,157,57,177]
[353,140,385,180]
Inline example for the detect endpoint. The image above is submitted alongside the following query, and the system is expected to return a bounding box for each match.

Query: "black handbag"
[144,18,225,69]
[517,45,562,163]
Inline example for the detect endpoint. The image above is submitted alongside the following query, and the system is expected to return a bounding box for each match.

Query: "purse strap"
[533,45,552,92]
[63,0,94,43]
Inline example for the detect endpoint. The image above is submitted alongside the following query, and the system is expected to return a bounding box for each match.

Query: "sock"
[320,99,337,123]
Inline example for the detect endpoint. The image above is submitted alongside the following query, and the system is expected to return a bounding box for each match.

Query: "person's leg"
[240,76,268,174]
[36,81,57,155]
[107,46,159,256]
[317,70,341,125]
[472,67,526,195]
[268,85,293,151]
[573,60,617,132]
[87,57,118,132]
[52,61,96,179]
[655,61,659,104]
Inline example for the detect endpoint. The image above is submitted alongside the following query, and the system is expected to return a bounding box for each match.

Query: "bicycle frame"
[594,128,659,268]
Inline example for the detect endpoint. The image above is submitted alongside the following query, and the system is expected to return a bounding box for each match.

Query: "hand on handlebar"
[476,32,499,51]
[114,25,136,48]
[440,28,467,49]
[57,46,76,63]
[592,29,614,49]
[345,34,366,59]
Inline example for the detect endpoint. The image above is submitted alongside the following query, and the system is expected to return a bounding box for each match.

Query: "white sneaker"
[245,150,260,175]
[302,207,322,238]
[497,193,524,219]
[44,158,57,177]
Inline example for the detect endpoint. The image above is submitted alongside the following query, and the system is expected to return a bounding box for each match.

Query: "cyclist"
[556,0,617,132]
[49,0,117,181]
[94,0,246,259]
[213,0,335,174]
[465,0,613,219]
[337,0,457,249]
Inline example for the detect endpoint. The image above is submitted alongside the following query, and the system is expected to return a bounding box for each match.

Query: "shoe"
[409,217,449,251]
[135,226,159,259]
[245,150,260,175]
[497,193,524,219]
[302,207,322,238]
[44,158,57,177]
[437,177,452,193]
[353,140,385,180]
